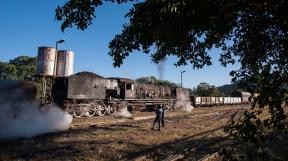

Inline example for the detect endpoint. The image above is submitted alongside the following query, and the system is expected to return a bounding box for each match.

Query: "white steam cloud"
[176,88,194,112]
[0,81,73,140]
[0,103,73,139]
[113,106,132,118]
[157,61,165,80]
[177,101,194,112]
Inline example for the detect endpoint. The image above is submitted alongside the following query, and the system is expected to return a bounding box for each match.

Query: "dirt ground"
[0,105,249,161]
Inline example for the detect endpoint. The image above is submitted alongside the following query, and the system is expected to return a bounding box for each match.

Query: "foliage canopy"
[193,82,222,97]
[0,56,37,80]
[56,0,288,159]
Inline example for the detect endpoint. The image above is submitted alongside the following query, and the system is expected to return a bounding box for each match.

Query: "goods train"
[48,71,250,117]
[50,71,191,117]
[0,47,251,118]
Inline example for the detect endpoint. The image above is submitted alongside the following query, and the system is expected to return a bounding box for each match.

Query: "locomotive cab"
[119,79,136,99]
[109,78,136,99]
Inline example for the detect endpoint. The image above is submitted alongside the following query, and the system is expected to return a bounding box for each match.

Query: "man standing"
[161,105,165,127]
[151,105,163,131]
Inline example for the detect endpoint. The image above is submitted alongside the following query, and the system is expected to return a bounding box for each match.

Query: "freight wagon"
[191,92,251,107]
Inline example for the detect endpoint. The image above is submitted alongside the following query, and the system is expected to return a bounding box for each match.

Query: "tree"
[0,56,37,80]
[217,80,250,96]
[193,82,222,97]
[56,0,288,159]
[0,63,17,80]
[11,56,37,80]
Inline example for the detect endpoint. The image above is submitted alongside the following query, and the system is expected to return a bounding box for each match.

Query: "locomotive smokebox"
[56,50,74,77]
[36,47,57,76]
[0,80,37,102]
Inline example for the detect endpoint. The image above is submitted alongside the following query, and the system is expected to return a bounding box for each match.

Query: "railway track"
[129,108,243,161]
[160,109,243,161]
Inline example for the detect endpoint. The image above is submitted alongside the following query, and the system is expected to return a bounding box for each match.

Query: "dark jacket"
[155,108,163,119]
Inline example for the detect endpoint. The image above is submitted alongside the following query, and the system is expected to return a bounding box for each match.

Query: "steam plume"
[113,106,132,118]
[176,88,194,112]
[0,81,73,140]
[157,61,165,80]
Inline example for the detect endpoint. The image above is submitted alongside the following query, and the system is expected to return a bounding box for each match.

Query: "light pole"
[56,39,65,51]
[54,39,66,76]
[181,71,186,87]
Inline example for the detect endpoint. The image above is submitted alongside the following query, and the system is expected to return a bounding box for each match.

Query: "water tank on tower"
[36,47,56,76]
[56,50,74,77]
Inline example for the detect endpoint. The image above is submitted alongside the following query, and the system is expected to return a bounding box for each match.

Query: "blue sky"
[0,0,239,88]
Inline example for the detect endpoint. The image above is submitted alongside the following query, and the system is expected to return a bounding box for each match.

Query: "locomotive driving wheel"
[174,105,183,112]
[73,110,84,118]
[72,104,84,118]
[164,104,172,113]
[106,104,116,115]
[73,104,91,118]
[164,99,174,113]
[87,109,96,117]
[96,102,107,116]
[86,104,96,117]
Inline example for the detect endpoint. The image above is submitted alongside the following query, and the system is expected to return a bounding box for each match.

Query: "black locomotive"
[51,72,189,117]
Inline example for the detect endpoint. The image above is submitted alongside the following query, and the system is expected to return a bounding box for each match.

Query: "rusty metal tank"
[56,50,74,77]
[36,47,56,76]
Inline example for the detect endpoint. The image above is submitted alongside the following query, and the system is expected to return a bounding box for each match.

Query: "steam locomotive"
[51,71,191,117]
[48,71,251,118]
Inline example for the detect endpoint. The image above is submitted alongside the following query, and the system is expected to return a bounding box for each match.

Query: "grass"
[0,105,249,161]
